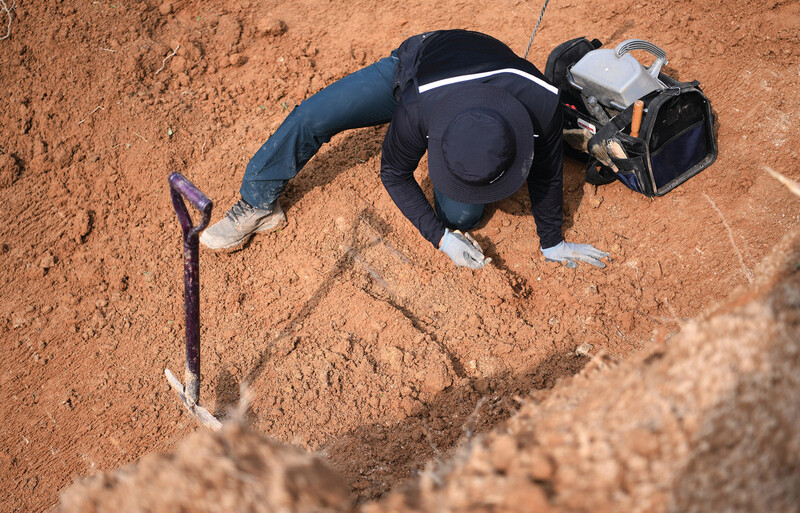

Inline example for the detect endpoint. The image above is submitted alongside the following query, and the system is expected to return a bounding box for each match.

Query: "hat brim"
[427,83,534,204]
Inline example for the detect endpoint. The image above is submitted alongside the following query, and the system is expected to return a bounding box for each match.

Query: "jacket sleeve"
[526,108,565,250]
[380,99,447,247]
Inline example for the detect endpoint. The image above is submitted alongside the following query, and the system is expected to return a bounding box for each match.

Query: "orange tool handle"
[630,100,644,138]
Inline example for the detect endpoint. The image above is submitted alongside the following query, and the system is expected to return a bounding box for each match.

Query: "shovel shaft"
[168,173,213,405]
[182,233,201,404]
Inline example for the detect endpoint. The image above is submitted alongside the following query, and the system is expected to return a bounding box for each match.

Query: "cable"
[523,0,551,59]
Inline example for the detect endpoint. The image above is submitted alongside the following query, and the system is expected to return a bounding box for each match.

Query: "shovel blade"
[165,368,223,431]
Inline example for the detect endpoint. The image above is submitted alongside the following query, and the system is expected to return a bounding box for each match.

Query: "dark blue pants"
[239,52,485,232]
[433,188,484,231]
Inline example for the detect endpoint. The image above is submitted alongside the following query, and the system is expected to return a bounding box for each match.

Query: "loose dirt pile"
[58,422,352,513]
[1,0,798,511]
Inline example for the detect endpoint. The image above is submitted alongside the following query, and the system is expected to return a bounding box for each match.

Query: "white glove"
[541,241,609,268]
[440,229,491,269]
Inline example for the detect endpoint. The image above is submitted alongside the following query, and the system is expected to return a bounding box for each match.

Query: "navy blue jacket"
[380,30,564,249]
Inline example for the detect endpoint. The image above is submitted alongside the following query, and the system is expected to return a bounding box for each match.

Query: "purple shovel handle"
[169,173,213,235]
[168,172,213,404]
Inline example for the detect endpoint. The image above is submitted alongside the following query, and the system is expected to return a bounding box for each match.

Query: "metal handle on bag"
[614,39,668,79]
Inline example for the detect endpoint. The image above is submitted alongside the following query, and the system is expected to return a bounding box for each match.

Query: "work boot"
[199,199,286,251]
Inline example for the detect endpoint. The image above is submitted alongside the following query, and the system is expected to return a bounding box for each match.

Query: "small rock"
[110,273,128,292]
[575,342,593,357]
[352,479,370,491]
[503,481,549,509]
[170,56,187,73]
[489,435,517,473]
[473,378,491,395]
[177,72,191,87]
[629,428,660,457]
[158,2,173,15]
[527,451,554,480]
[303,44,318,58]
[0,153,22,189]
[419,362,453,396]
[256,17,287,37]
[401,396,420,415]
[53,145,74,169]
[229,53,246,67]
[39,252,56,269]
[620,311,635,331]
[379,345,403,370]
[61,293,80,306]
[71,209,92,243]
[91,310,106,329]
[334,216,348,232]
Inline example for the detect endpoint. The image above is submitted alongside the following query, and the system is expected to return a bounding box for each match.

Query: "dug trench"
[1,0,799,511]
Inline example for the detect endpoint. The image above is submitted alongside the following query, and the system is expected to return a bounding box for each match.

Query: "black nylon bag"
[545,37,718,197]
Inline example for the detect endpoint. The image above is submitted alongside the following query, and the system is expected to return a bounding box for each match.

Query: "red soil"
[1,0,798,511]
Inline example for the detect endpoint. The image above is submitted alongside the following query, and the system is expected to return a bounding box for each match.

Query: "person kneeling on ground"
[200,29,609,269]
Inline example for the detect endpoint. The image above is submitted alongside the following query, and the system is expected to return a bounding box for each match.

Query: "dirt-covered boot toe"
[200,200,286,251]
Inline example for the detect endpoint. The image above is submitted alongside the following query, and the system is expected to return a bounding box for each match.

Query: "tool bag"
[545,37,718,197]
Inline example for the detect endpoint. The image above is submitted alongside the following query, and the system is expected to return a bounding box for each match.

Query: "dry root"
[765,166,800,197]
[155,44,181,75]
[0,0,14,41]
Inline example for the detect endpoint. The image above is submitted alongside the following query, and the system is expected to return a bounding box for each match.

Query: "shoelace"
[225,199,256,223]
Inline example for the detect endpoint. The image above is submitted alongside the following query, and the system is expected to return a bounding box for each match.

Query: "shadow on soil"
[213,328,588,503]
[321,351,589,503]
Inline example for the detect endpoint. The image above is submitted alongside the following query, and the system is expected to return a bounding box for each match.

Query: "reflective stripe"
[418,68,559,95]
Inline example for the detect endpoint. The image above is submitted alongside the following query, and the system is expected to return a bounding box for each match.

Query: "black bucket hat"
[427,83,534,204]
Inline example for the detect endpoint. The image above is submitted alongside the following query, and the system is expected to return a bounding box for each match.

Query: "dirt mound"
[56,228,800,511]
[57,422,352,513]
[2,0,800,511]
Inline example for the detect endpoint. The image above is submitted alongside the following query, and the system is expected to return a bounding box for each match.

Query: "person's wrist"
[541,240,564,252]
[439,228,450,250]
